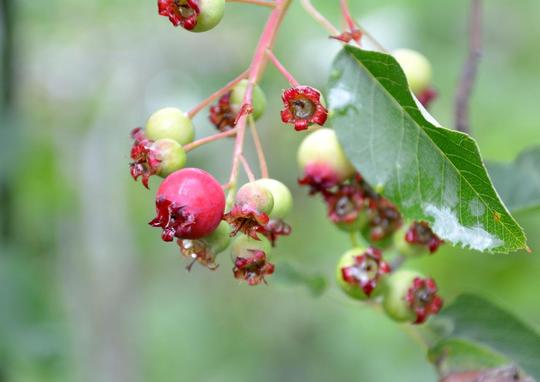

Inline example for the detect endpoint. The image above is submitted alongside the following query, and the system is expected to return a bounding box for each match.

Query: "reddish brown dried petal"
[366,197,403,242]
[177,238,219,271]
[405,277,443,324]
[224,204,270,240]
[324,184,367,225]
[405,221,444,254]
[158,0,200,30]
[149,197,196,241]
[281,86,328,131]
[209,92,238,132]
[129,128,161,189]
[340,247,391,297]
[233,250,275,286]
[259,219,292,247]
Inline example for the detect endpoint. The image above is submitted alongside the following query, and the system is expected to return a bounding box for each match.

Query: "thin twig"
[183,128,237,152]
[248,116,269,178]
[226,0,275,7]
[455,0,482,134]
[187,70,249,119]
[300,0,340,36]
[339,0,356,32]
[266,49,299,87]
[239,154,256,182]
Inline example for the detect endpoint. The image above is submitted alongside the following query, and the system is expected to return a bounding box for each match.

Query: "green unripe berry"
[254,178,293,219]
[145,107,195,145]
[191,0,225,33]
[297,128,355,184]
[382,270,422,323]
[335,247,370,301]
[203,220,231,255]
[230,80,267,120]
[393,49,432,95]
[151,138,187,177]
[231,234,272,258]
[393,225,422,257]
[236,182,274,215]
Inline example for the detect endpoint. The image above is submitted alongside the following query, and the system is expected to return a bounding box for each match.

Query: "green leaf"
[327,46,527,253]
[434,294,540,380]
[428,338,509,377]
[273,262,327,297]
[488,146,540,213]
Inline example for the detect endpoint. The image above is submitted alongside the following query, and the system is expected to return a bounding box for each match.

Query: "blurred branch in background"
[455,0,482,134]
[0,0,14,242]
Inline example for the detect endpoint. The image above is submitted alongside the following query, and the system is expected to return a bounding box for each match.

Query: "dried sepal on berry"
[416,87,438,109]
[130,128,161,189]
[158,0,200,30]
[209,92,237,132]
[404,221,443,254]
[260,219,291,247]
[233,250,275,286]
[338,247,391,299]
[405,277,443,324]
[150,198,196,241]
[364,197,403,243]
[324,182,368,231]
[281,86,328,131]
[177,221,230,271]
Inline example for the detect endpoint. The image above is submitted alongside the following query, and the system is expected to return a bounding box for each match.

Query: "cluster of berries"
[297,128,444,324]
[131,0,444,324]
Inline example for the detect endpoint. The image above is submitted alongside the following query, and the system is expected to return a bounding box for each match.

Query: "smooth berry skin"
[145,107,195,145]
[151,138,187,178]
[297,128,355,185]
[203,220,231,255]
[230,80,267,120]
[335,247,370,301]
[382,270,422,323]
[155,168,225,239]
[393,49,432,95]
[231,234,272,258]
[191,0,225,33]
[254,178,293,219]
[236,182,274,215]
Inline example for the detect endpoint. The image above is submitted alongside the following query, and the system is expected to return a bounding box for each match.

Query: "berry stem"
[239,154,256,182]
[300,0,340,36]
[228,0,291,189]
[266,49,300,87]
[339,0,357,34]
[248,116,269,178]
[226,0,275,7]
[187,70,249,119]
[183,128,237,152]
[349,232,359,247]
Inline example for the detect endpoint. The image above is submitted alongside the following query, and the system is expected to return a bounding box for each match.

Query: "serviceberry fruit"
[130,129,187,188]
[224,181,274,239]
[324,180,368,232]
[297,128,355,193]
[393,49,433,95]
[230,80,267,121]
[394,221,444,256]
[158,0,225,33]
[281,86,328,131]
[149,168,225,241]
[363,197,402,245]
[231,235,274,286]
[145,107,195,145]
[254,178,293,219]
[336,247,391,300]
[382,270,443,324]
[178,220,231,270]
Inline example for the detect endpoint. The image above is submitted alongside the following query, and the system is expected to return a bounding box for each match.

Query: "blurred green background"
[1,0,539,381]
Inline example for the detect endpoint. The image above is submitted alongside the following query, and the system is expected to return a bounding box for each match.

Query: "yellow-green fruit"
[145,107,195,145]
[393,49,432,94]
[297,128,355,183]
[230,79,267,120]
[191,0,225,33]
[254,178,293,219]
[382,270,422,322]
[335,247,370,300]
[151,138,187,177]
[236,182,274,215]
[203,221,231,255]
[231,234,272,258]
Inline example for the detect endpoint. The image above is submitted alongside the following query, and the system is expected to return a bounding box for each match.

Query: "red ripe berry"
[281,86,328,131]
[340,247,391,297]
[405,221,444,254]
[405,277,443,324]
[130,128,160,188]
[149,168,225,241]
[233,250,275,286]
[209,92,237,132]
[158,0,200,30]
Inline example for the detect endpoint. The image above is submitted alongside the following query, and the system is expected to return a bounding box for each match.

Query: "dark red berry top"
[405,277,443,324]
[233,250,275,286]
[281,86,328,131]
[404,221,444,254]
[129,128,161,189]
[158,0,200,30]
[341,247,391,297]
